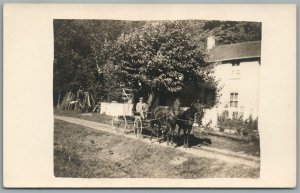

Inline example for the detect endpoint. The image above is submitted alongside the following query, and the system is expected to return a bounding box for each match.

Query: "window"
[231,61,240,78]
[232,61,240,67]
[230,93,238,108]
[232,111,239,120]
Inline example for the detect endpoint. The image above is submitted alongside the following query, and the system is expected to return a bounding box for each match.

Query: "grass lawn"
[54,110,260,157]
[54,119,260,178]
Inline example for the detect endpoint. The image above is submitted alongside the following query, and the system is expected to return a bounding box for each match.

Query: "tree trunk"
[56,91,61,109]
[147,93,153,108]
[90,94,95,106]
[147,91,158,110]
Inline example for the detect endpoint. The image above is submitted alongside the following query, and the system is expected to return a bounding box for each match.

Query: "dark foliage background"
[53,20,261,106]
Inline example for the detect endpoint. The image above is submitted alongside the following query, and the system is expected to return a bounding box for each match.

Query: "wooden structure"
[59,90,95,112]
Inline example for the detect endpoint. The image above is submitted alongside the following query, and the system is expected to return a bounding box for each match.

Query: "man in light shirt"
[136,97,148,119]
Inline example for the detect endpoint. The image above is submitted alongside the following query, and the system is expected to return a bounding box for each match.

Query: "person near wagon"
[136,97,148,119]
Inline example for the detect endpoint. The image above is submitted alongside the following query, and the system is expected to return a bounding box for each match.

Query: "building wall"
[203,59,260,127]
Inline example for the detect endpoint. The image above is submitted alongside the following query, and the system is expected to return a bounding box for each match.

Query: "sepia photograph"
[3,4,296,188]
[53,19,261,178]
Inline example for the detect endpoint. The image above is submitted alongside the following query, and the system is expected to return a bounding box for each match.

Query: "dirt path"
[54,115,260,168]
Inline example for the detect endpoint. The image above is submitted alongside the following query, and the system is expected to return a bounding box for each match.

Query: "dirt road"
[54,115,260,168]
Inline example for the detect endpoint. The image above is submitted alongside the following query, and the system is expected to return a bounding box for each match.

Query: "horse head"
[191,102,205,125]
[169,98,181,117]
[172,98,181,110]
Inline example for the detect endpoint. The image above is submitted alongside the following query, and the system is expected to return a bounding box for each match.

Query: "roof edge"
[212,40,261,48]
[207,55,261,63]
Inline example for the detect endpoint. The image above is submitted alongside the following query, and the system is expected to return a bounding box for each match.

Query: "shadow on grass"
[141,128,212,148]
[176,134,212,148]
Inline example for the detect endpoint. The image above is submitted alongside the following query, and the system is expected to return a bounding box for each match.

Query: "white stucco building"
[203,37,261,127]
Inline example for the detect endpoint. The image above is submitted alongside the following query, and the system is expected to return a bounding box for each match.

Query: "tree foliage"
[111,21,215,98]
[53,20,144,102]
[201,20,262,44]
[53,19,261,106]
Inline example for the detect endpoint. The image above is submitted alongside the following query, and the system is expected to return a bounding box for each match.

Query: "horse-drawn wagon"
[98,84,205,147]
[100,97,205,148]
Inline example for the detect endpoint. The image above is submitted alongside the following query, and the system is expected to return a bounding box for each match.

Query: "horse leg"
[169,126,173,146]
[170,123,176,146]
[186,133,189,148]
[183,134,186,148]
[153,121,157,142]
[167,125,173,145]
[133,118,136,137]
[186,126,192,148]
[166,126,170,146]
[171,129,174,146]
[157,124,161,143]
[167,133,170,145]
[177,127,181,147]
[150,122,153,142]
[183,130,187,148]
[149,122,152,141]
[173,128,177,146]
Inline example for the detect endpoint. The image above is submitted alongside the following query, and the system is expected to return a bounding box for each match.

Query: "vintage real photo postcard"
[3,4,296,188]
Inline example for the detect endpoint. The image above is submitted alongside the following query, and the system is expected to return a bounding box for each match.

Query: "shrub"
[217,111,258,136]
[245,115,258,130]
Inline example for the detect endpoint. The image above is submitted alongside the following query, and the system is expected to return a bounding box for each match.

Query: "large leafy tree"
[53,20,145,104]
[111,21,217,108]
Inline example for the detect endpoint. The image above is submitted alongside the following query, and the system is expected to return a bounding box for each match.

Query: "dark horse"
[149,99,181,145]
[176,102,205,148]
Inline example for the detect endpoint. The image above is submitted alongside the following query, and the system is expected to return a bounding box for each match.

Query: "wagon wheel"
[120,115,129,135]
[111,116,128,134]
[133,116,143,139]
